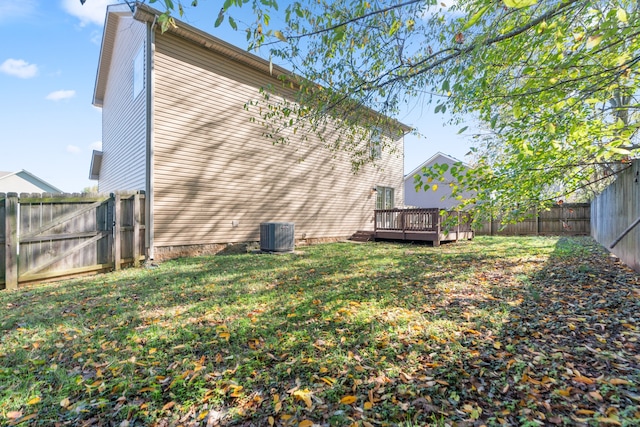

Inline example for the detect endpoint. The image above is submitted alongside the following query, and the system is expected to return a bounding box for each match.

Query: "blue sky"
[0,0,470,193]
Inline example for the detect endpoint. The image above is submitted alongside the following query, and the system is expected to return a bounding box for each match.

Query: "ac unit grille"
[260,222,295,252]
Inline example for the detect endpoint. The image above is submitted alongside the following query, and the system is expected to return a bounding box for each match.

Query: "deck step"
[348,230,375,242]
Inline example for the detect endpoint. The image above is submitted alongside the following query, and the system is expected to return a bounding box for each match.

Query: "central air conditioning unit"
[260,222,295,252]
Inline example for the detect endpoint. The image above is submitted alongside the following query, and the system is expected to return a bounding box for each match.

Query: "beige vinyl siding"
[99,16,147,193]
[152,32,403,247]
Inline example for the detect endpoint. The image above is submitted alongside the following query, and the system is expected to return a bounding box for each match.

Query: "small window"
[369,129,382,159]
[133,45,144,98]
[376,186,395,209]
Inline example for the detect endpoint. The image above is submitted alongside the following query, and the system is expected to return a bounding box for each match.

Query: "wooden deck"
[374,208,474,246]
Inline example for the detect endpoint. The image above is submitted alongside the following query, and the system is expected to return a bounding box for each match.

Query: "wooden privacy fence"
[475,203,591,236]
[591,161,640,272]
[1,192,145,290]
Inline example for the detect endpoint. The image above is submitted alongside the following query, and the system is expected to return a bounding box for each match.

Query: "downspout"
[145,14,157,260]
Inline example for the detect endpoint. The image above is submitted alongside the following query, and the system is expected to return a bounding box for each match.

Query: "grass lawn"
[1,236,639,426]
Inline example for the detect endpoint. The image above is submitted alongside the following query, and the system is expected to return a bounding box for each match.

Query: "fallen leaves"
[26,397,40,405]
[1,237,639,426]
[339,395,357,405]
[292,389,313,408]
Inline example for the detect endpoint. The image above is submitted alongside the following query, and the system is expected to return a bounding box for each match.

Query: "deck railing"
[374,208,473,233]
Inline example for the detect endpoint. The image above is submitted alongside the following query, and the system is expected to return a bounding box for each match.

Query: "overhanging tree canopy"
[86,0,640,221]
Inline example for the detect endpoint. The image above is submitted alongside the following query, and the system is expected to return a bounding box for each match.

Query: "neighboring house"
[90,3,408,260]
[0,170,63,194]
[404,152,474,209]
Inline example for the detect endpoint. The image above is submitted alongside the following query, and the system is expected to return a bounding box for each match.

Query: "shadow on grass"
[1,237,638,426]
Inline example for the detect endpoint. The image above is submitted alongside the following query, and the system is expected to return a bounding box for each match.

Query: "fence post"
[133,192,141,267]
[5,193,18,290]
[434,210,441,247]
[490,212,494,236]
[374,210,378,233]
[113,194,122,271]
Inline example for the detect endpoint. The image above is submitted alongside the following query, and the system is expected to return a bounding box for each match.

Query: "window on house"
[369,130,382,159]
[376,186,395,209]
[133,45,144,98]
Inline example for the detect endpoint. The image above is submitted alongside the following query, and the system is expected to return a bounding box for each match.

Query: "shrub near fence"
[0,192,145,290]
[475,203,591,236]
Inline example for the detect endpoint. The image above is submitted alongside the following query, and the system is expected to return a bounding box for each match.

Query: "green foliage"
[440,0,640,222]
[89,0,640,221]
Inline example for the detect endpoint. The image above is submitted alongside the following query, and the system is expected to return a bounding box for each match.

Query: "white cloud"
[0,59,38,78]
[90,30,103,45]
[46,90,76,101]
[61,0,120,27]
[0,1,37,23]
[67,145,81,154]
[90,141,103,150]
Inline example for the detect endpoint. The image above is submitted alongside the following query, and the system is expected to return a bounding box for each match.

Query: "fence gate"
[18,195,113,284]
[1,192,145,290]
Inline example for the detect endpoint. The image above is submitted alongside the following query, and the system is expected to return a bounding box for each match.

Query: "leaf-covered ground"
[0,236,639,426]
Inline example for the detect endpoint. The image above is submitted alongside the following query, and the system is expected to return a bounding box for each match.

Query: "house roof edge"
[404,152,470,179]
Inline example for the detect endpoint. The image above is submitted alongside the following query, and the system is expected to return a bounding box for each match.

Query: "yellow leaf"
[218,332,230,341]
[493,342,502,349]
[275,401,282,413]
[340,395,357,405]
[299,421,314,427]
[162,401,175,411]
[576,409,595,415]
[364,401,373,410]
[274,30,288,42]
[321,377,336,386]
[589,391,603,401]
[597,417,622,426]
[293,389,313,408]
[617,8,628,23]
[14,413,37,423]
[573,375,594,385]
[502,0,537,8]
[268,416,275,426]
[230,385,244,394]
[587,35,602,49]
[557,387,572,397]
[609,378,630,385]
[27,396,41,405]
[60,397,70,408]
[431,184,438,192]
